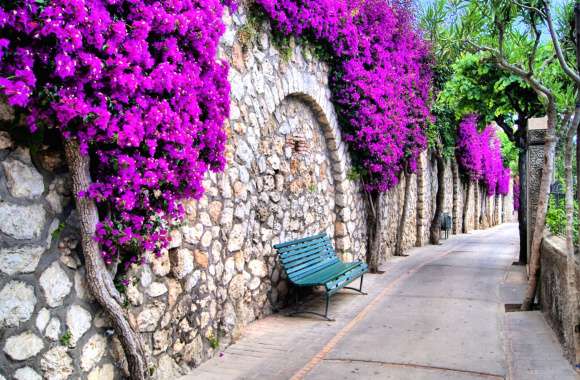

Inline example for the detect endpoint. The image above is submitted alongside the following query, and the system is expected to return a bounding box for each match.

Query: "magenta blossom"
[256,0,432,192]
[456,115,511,196]
[0,0,233,265]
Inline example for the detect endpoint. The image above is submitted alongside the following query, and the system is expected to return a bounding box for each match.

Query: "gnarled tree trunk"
[518,148,528,264]
[430,154,445,245]
[576,124,580,202]
[565,109,580,366]
[452,161,460,234]
[522,101,558,311]
[395,172,412,256]
[365,191,383,273]
[462,181,472,234]
[474,182,480,230]
[64,140,149,380]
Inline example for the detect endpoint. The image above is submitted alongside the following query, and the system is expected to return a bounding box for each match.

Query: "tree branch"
[528,14,542,73]
[538,54,556,74]
[466,39,555,102]
[495,116,516,142]
[543,0,580,84]
[513,0,547,18]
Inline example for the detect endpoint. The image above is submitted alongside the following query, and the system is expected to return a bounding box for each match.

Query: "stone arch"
[269,68,352,257]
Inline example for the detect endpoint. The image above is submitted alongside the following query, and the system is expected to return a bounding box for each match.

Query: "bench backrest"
[273,233,339,283]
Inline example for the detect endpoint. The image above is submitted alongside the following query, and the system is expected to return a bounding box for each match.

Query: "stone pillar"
[526,117,547,264]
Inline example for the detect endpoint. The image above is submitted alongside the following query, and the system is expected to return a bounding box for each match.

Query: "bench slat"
[283,253,335,272]
[284,252,335,272]
[273,233,327,250]
[279,244,331,265]
[295,262,359,285]
[286,256,339,280]
[279,240,331,259]
[281,243,334,264]
[276,235,326,253]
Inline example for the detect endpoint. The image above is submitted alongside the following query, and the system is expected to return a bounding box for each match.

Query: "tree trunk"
[395,172,413,256]
[518,149,528,264]
[522,101,559,311]
[462,181,472,233]
[480,189,487,228]
[574,0,580,205]
[430,155,446,245]
[564,110,580,366]
[365,191,383,273]
[452,161,460,234]
[474,183,480,230]
[63,140,149,380]
[416,154,426,246]
[576,124,580,203]
[575,111,579,205]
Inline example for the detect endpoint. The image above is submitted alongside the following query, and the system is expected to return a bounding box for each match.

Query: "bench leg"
[343,275,368,295]
[324,293,332,320]
[286,291,335,322]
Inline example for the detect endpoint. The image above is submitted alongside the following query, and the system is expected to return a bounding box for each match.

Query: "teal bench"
[274,232,368,321]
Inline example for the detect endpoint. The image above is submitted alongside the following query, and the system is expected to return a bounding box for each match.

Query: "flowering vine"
[0,0,232,267]
[513,177,520,211]
[255,0,432,192]
[456,114,511,196]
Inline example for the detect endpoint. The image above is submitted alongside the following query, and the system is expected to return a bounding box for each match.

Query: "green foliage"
[428,104,457,158]
[447,0,575,110]
[419,0,470,65]
[208,333,220,349]
[546,196,578,244]
[534,45,576,111]
[240,2,310,62]
[347,167,363,182]
[51,222,66,240]
[497,130,518,172]
[114,276,130,295]
[60,330,72,347]
[271,33,293,61]
[437,52,542,126]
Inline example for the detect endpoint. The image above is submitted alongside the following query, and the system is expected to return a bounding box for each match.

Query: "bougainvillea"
[0,1,232,266]
[480,126,503,196]
[456,114,511,196]
[456,114,483,181]
[497,167,511,196]
[256,0,432,192]
[513,177,520,211]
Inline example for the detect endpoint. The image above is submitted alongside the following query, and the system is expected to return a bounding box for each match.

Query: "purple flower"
[256,0,432,192]
[456,115,511,196]
[0,0,234,266]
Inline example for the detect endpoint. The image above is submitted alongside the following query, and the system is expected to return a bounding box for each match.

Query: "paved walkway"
[181,224,578,380]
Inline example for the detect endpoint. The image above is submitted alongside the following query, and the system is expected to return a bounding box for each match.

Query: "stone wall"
[539,235,579,365]
[0,6,513,380]
[0,134,111,379]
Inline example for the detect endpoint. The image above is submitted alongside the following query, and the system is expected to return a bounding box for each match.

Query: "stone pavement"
[180,224,579,380]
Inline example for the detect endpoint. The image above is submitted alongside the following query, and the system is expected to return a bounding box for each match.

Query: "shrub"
[546,196,578,245]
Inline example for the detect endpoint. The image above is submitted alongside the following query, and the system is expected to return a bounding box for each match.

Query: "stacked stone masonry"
[539,235,580,367]
[0,7,514,380]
